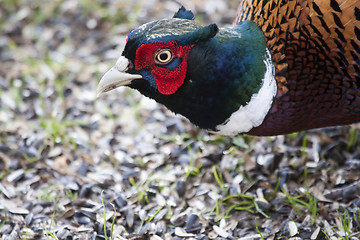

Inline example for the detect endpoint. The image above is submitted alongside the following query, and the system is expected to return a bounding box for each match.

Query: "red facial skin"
[134,40,193,95]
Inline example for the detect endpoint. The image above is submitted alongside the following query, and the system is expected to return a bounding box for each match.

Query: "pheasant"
[97,0,360,136]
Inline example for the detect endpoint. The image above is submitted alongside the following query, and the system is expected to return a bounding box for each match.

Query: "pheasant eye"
[155,49,173,64]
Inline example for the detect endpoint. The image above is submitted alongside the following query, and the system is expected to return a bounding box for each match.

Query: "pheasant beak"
[97,56,142,97]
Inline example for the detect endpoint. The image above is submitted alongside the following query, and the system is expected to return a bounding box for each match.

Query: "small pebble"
[75,215,91,225]
[213,225,229,238]
[57,228,70,239]
[176,180,186,196]
[185,214,202,233]
[7,169,25,183]
[174,227,196,237]
[115,195,127,208]
[126,208,134,228]
[78,183,93,198]
[0,224,13,234]
[25,212,33,225]
[288,221,298,237]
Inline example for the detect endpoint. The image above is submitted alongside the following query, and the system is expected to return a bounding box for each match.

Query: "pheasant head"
[97,7,276,136]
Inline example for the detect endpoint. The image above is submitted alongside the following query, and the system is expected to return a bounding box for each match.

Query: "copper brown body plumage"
[235,0,360,135]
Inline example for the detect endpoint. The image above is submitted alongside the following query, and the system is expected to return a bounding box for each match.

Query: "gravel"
[1,0,360,239]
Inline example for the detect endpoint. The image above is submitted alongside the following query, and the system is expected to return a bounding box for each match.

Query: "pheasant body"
[98,0,360,136]
[235,0,360,135]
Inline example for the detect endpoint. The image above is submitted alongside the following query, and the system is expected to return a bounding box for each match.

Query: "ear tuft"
[193,24,219,42]
[176,23,219,45]
[173,6,195,20]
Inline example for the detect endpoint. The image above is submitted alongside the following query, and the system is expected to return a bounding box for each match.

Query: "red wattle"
[152,62,187,95]
[134,41,193,95]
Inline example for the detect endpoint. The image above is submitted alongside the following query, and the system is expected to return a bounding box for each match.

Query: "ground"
[0,0,360,239]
